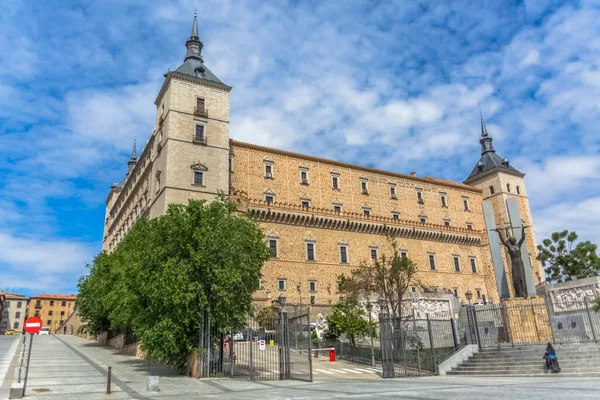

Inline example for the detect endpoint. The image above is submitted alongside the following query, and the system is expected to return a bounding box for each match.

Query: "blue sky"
[1,0,599,296]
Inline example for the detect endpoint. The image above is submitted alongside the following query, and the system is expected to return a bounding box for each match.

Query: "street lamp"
[465,290,473,305]
[366,302,375,367]
[377,298,387,315]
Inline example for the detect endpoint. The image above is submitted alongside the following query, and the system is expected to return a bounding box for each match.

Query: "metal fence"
[285,308,313,382]
[379,313,460,377]
[466,298,600,349]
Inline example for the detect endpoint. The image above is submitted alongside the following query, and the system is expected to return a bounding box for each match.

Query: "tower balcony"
[194,107,208,118]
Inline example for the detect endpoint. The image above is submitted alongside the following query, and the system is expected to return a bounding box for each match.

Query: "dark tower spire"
[126,139,137,176]
[479,112,495,155]
[185,9,204,63]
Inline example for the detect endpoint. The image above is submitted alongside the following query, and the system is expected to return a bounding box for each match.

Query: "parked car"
[38,327,50,335]
[4,329,16,335]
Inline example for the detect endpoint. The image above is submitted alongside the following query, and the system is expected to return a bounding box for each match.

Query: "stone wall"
[108,334,125,350]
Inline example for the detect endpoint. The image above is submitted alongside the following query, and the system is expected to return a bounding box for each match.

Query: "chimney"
[410,172,416,177]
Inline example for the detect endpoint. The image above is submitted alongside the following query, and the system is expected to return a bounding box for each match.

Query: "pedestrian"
[543,343,560,373]
[63,325,67,335]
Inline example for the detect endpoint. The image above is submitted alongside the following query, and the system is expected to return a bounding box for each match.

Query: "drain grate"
[32,388,50,393]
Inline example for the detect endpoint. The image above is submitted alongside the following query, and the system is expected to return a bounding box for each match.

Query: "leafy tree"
[537,230,600,282]
[77,252,114,335]
[255,304,281,329]
[338,236,417,318]
[326,299,376,346]
[77,197,271,370]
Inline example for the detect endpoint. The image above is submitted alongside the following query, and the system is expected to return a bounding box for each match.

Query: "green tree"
[326,299,376,346]
[77,252,114,335]
[338,236,417,318]
[537,230,600,282]
[255,304,281,329]
[77,197,271,370]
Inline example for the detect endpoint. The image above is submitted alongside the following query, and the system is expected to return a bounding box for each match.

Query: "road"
[10,334,600,399]
[0,335,20,399]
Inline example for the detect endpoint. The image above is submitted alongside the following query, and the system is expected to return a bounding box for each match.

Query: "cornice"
[463,167,526,185]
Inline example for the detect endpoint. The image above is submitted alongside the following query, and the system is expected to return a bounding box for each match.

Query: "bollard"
[147,376,160,392]
[329,347,335,362]
[106,366,111,394]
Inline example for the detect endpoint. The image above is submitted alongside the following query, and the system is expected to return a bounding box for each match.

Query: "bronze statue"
[494,226,528,298]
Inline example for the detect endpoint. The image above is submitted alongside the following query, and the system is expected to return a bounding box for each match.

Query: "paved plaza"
[3,334,600,399]
[0,336,20,399]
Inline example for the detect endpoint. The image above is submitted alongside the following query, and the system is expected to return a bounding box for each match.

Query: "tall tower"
[149,12,233,218]
[464,116,544,296]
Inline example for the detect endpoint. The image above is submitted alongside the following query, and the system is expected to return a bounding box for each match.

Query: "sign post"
[259,340,266,351]
[22,316,42,397]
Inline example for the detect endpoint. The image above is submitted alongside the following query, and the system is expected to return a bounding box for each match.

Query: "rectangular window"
[4,301,8,307]
[470,257,477,273]
[420,217,427,224]
[463,198,470,211]
[306,243,315,261]
[60,311,65,316]
[370,248,378,261]
[300,170,309,185]
[309,281,316,292]
[340,246,348,263]
[361,180,368,194]
[467,223,473,231]
[302,200,310,210]
[196,97,205,112]
[453,289,458,297]
[332,175,339,189]
[444,220,450,227]
[417,191,424,204]
[47,320,51,326]
[193,171,204,186]
[48,311,53,316]
[334,205,342,214]
[269,239,278,257]
[453,256,460,272]
[50,301,54,306]
[363,209,370,217]
[13,322,19,329]
[392,212,399,220]
[441,194,447,207]
[195,124,205,142]
[390,186,397,199]
[15,312,20,319]
[265,195,274,205]
[265,164,273,178]
[476,289,481,299]
[411,286,416,293]
[278,280,286,291]
[400,251,408,259]
[428,254,436,270]
[2,311,7,318]
[17,302,22,308]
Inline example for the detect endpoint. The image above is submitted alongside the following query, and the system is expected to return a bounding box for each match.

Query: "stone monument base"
[502,296,552,344]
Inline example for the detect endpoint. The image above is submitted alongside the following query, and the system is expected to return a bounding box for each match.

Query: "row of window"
[3,301,23,308]
[2,311,20,319]
[268,237,478,271]
[1,321,19,329]
[489,184,521,195]
[262,162,472,210]
[35,300,69,307]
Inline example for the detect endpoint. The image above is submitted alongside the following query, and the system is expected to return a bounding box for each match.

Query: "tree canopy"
[338,236,417,317]
[537,230,600,282]
[325,298,376,346]
[77,197,271,370]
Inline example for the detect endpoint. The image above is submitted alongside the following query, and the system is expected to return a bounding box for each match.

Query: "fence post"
[426,314,437,375]
[412,316,421,377]
[584,298,597,343]
[230,329,234,378]
[307,307,313,382]
[249,326,254,379]
[471,306,483,350]
[450,318,459,349]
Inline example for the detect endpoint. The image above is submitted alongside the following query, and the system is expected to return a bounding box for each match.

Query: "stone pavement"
[0,335,21,399]
[12,334,600,399]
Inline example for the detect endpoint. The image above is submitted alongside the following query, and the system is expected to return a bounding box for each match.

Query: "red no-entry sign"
[24,316,43,334]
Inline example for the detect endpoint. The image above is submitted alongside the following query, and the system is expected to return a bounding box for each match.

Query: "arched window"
[516,185,521,195]
[507,183,511,192]
[489,185,495,195]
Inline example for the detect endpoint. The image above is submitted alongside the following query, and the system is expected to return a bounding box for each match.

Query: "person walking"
[63,325,67,335]
[543,343,560,373]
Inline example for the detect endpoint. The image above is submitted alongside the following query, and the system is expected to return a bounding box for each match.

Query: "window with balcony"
[195,97,208,117]
[392,212,399,220]
[264,163,273,179]
[420,216,427,224]
[331,174,340,190]
[300,168,309,185]
[363,208,371,217]
[265,195,274,205]
[334,204,342,214]
[301,200,310,210]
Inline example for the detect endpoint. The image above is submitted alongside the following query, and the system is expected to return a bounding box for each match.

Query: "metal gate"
[284,308,313,382]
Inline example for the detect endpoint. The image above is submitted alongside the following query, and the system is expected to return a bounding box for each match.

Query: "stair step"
[447,371,600,377]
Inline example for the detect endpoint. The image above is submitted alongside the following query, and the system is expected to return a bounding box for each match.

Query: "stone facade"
[26,294,77,333]
[0,291,27,333]
[102,22,543,310]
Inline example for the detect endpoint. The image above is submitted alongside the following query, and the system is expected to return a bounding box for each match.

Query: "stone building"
[0,291,27,333]
[102,15,543,307]
[26,294,77,333]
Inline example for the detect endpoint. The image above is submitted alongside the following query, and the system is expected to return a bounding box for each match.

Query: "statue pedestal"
[502,297,552,344]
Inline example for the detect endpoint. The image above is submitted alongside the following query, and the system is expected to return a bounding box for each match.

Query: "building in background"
[102,14,543,307]
[0,291,27,333]
[27,294,77,333]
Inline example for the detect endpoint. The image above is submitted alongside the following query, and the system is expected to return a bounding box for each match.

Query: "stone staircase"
[448,343,600,377]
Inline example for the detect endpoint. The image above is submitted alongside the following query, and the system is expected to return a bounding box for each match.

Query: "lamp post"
[465,290,473,305]
[366,302,375,367]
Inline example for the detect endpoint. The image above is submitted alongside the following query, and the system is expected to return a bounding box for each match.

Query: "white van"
[38,327,50,335]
